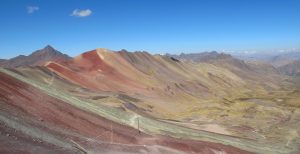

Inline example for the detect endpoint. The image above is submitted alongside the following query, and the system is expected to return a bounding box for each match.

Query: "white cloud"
[27,6,39,14]
[71,9,92,17]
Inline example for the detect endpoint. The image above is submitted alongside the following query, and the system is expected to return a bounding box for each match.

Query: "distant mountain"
[278,60,300,76]
[231,51,280,61]
[167,51,231,62]
[167,51,250,70]
[1,45,71,68]
[231,50,300,67]
[270,51,300,67]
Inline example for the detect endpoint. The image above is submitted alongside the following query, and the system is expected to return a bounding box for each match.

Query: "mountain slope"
[278,59,300,76]
[1,67,255,154]
[46,49,259,116]
[44,49,299,141]
[168,51,282,89]
[1,45,71,68]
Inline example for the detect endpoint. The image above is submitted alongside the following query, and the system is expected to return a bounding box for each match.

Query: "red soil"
[79,50,113,72]
[75,50,131,83]
[46,62,99,89]
[46,50,146,92]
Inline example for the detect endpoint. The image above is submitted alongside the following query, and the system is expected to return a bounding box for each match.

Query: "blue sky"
[0,0,300,58]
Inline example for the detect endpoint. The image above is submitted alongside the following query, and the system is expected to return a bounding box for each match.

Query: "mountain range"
[171,50,300,77]
[231,50,300,71]
[0,46,300,154]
